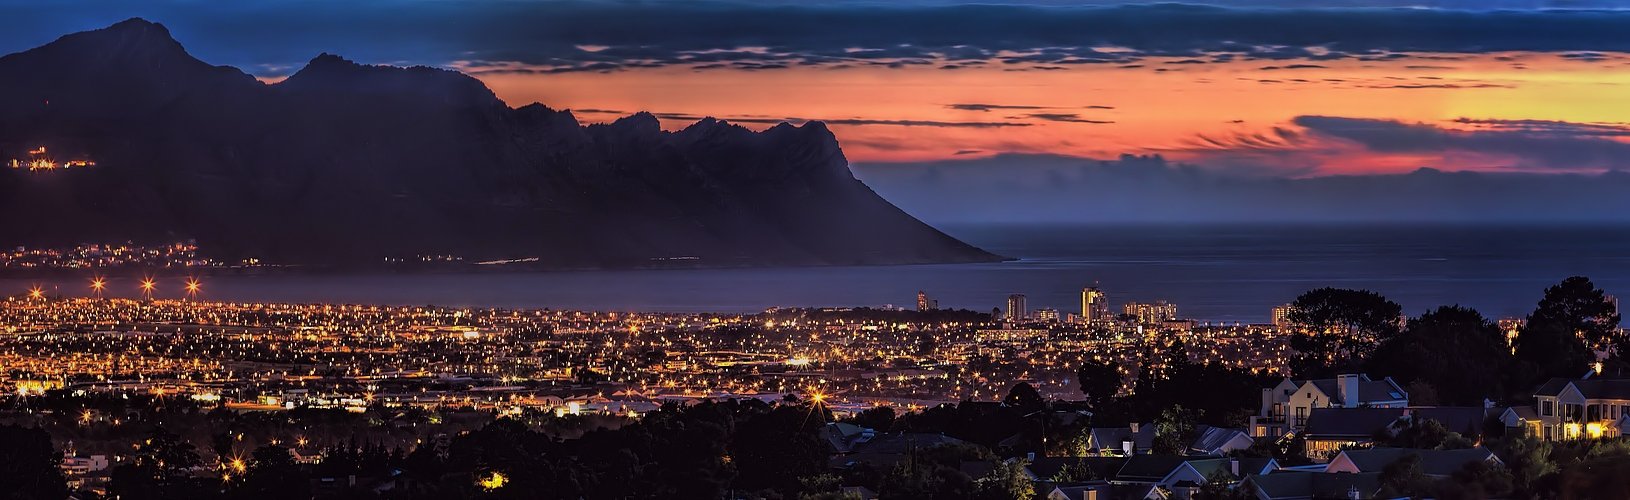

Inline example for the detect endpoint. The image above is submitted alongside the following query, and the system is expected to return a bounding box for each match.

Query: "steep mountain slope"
[0,19,1001,268]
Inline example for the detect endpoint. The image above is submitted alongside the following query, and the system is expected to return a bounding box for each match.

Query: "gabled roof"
[1303,407,1405,438]
[1182,458,1239,481]
[1564,379,1630,401]
[1245,471,1381,500]
[1029,456,1127,481]
[1302,375,1406,406]
[1053,481,1170,500]
[1333,447,1497,477]
[1236,457,1280,476]
[1189,426,1251,454]
[1090,426,1155,452]
[1533,377,1575,397]
[1115,455,1196,482]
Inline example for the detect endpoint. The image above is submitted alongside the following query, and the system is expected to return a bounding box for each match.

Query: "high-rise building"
[916,291,937,312]
[1271,304,1295,329]
[1080,287,1108,324]
[1123,300,1177,325]
[1006,294,1028,321]
[1034,308,1060,322]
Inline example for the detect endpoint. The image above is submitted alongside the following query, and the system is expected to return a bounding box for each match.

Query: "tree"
[1386,418,1473,450]
[110,426,206,500]
[234,445,311,500]
[1493,437,1557,498]
[1285,288,1402,377]
[849,406,897,432]
[1048,459,1099,483]
[1438,459,1514,500]
[1152,405,1200,455]
[1367,306,1512,406]
[0,425,69,500]
[1003,383,1046,414]
[1077,359,1121,408]
[732,404,830,494]
[1378,454,1433,499]
[1515,277,1621,385]
[973,459,1033,500]
[1197,468,1250,500]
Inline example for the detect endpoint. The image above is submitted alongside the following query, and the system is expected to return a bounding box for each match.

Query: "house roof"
[1115,455,1196,482]
[1507,405,1538,421]
[1029,456,1127,481]
[1335,447,1497,476]
[850,432,968,455]
[1304,376,1406,405]
[1245,471,1381,500]
[1565,379,1630,401]
[1236,457,1279,475]
[1303,407,1405,438]
[1407,407,1497,436]
[1182,458,1239,481]
[1189,426,1250,454]
[1091,426,1156,452]
[1051,481,1168,500]
[1534,378,1573,397]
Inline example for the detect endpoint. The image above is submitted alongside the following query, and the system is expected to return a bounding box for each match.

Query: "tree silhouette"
[0,425,68,500]
[1285,288,1402,377]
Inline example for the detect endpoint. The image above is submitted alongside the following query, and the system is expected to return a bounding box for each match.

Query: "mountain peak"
[79,17,187,56]
[278,52,503,108]
[106,17,168,33]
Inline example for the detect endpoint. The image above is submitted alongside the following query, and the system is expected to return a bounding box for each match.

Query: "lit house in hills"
[1250,374,1409,439]
[1503,377,1630,441]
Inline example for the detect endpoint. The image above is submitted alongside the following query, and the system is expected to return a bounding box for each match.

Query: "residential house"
[826,432,971,470]
[1300,407,1407,461]
[1047,481,1167,500]
[1251,374,1408,439]
[1190,426,1256,456]
[1403,406,1502,438]
[1324,447,1501,477]
[1239,471,1381,500]
[1087,424,1253,457]
[1088,423,1156,456]
[1504,376,1630,441]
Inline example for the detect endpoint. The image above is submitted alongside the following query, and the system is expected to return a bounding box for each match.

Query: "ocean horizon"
[6,222,1627,323]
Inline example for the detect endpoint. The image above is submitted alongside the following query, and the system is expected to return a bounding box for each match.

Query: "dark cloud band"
[4,1,1630,75]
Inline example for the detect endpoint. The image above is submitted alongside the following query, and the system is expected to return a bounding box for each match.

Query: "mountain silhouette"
[0,19,1000,269]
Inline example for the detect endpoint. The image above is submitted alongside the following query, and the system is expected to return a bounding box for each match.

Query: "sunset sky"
[4,0,1630,177]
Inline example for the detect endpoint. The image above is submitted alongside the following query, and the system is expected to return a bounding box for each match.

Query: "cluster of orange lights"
[8,146,95,171]
[23,276,202,300]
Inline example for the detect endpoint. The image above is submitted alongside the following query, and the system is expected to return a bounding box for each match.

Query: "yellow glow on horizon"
[468,52,1629,175]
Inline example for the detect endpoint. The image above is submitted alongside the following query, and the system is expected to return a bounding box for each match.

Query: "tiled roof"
[1303,407,1406,438]
[1337,447,1497,476]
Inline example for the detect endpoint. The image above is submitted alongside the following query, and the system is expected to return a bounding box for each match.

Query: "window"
[1589,404,1602,422]
[1543,400,1554,417]
[1545,426,1554,440]
[1294,407,1308,427]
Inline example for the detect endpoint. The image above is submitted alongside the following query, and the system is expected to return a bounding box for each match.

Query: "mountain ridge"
[0,18,1002,269]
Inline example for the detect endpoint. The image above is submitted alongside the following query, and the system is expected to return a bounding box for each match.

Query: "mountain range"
[0,19,999,269]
